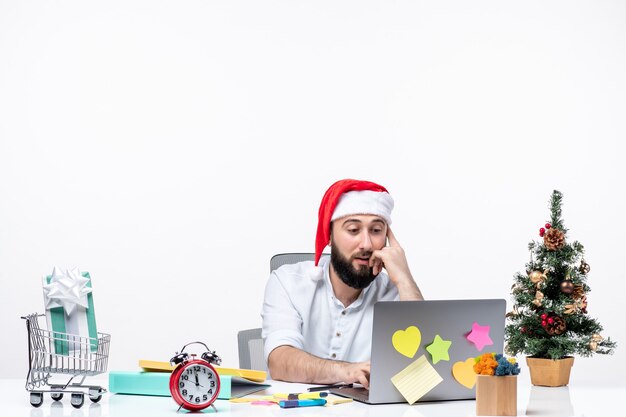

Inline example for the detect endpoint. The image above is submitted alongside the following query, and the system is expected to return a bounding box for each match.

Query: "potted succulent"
[505,191,615,386]
[474,353,521,416]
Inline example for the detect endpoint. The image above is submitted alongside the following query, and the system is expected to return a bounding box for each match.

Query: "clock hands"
[192,369,206,388]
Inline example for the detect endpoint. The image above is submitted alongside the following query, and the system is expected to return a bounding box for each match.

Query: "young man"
[261,179,423,387]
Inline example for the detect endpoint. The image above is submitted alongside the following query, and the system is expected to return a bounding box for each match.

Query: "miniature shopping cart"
[22,313,111,408]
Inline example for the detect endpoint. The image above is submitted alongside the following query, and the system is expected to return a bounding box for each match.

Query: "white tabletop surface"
[1,376,625,417]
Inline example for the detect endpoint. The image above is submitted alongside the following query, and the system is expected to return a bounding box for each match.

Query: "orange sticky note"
[452,358,477,389]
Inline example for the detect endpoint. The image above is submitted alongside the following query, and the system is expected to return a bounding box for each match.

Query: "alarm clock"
[169,341,222,412]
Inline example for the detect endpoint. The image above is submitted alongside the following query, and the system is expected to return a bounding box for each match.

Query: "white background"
[1,0,624,385]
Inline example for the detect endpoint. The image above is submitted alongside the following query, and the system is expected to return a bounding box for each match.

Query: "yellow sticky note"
[392,326,421,358]
[390,355,443,404]
[324,394,353,405]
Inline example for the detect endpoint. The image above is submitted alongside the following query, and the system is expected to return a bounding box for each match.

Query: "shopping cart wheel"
[70,393,84,409]
[89,388,103,403]
[50,391,64,401]
[30,392,44,407]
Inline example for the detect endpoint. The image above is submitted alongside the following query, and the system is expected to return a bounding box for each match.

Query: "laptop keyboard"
[331,386,370,403]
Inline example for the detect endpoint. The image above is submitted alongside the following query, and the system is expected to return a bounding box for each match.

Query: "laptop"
[331,299,506,404]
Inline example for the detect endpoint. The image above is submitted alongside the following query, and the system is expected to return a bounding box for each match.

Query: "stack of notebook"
[109,360,270,399]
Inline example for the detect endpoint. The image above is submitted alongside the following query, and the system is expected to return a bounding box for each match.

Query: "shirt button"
[331,353,336,359]
[341,310,346,315]
[336,332,341,337]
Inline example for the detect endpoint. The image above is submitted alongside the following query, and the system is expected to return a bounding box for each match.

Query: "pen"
[273,392,329,400]
[279,399,327,408]
[307,383,354,392]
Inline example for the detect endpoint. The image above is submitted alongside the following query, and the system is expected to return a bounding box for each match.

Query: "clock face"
[177,363,219,406]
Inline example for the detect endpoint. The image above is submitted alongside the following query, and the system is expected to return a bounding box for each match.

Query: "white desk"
[1,377,624,417]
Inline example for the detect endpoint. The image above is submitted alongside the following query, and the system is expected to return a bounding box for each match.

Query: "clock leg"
[211,404,218,412]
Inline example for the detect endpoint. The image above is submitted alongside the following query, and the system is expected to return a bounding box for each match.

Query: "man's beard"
[330,241,378,290]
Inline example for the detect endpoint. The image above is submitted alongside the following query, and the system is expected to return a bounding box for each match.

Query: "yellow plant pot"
[476,375,517,416]
[526,356,574,387]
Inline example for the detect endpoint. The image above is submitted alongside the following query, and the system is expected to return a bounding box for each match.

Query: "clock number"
[195,396,201,403]
[207,373,213,379]
[188,395,193,401]
[208,389,213,395]
[179,382,185,388]
[210,381,215,388]
[182,389,187,396]
[203,394,208,401]
[194,366,201,372]
[182,374,189,380]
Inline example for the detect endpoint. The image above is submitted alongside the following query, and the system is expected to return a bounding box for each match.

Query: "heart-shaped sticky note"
[452,358,477,389]
[392,326,421,358]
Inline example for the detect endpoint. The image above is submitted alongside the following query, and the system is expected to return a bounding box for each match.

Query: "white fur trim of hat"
[330,190,394,224]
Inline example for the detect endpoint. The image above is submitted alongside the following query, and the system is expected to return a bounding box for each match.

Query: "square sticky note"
[324,394,353,405]
[390,354,443,404]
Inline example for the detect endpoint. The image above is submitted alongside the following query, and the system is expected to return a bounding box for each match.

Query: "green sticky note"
[426,335,452,364]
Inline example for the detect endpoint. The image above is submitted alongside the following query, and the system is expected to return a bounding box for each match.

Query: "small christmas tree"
[505,190,616,360]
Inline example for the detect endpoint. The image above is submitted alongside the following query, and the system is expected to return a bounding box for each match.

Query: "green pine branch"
[549,190,567,232]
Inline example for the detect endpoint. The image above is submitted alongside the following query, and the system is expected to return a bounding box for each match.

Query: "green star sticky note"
[425,335,452,364]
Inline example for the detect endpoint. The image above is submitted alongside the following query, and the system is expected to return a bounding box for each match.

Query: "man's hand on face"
[368,227,413,285]
[368,227,423,300]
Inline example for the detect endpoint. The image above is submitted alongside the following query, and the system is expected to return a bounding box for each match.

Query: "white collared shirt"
[261,256,399,365]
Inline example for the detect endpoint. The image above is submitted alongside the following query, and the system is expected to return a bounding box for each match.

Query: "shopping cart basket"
[22,313,111,408]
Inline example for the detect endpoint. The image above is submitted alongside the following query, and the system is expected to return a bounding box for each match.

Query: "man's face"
[330,215,388,289]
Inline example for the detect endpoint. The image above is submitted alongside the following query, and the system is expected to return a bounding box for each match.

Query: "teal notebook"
[109,371,270,399]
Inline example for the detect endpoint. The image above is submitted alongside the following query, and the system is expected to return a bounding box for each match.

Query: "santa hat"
[315,179,394,266]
